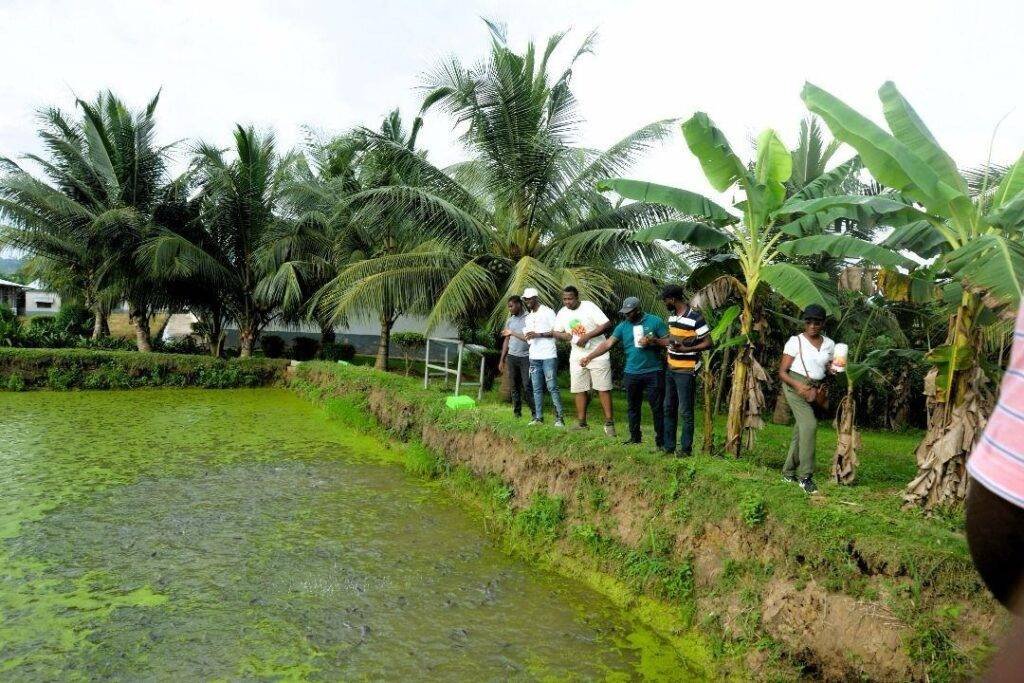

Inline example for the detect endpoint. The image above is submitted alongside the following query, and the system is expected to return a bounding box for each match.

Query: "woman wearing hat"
[777,304,835,494]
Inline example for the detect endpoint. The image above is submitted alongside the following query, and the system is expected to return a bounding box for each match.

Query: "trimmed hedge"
[0,347,289,391]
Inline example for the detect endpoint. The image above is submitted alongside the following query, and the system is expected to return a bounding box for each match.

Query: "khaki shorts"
[570,359,613,393]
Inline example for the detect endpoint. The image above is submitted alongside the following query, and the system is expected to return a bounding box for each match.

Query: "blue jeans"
[624,370,665,447]
[529,357,564,421]
[663,370,696,453]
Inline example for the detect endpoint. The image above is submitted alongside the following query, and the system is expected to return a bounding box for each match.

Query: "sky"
[1,0,1022,207]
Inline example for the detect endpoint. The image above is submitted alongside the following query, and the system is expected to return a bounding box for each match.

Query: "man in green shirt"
[581,296,668,447]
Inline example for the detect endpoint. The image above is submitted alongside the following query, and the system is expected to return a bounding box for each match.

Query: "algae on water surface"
[0,388,699,680]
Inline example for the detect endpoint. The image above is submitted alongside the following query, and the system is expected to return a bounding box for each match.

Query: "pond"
[0,389,699,680]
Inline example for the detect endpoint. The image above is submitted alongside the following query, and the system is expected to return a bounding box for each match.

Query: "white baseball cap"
[522,287,539,299]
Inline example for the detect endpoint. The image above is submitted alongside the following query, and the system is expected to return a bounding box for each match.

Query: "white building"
[23,282,60,315]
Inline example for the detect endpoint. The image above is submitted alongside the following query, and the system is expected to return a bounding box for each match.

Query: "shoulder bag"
[796,335,829,412]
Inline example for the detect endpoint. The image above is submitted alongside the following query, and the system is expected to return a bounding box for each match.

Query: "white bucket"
[833,343,849,372]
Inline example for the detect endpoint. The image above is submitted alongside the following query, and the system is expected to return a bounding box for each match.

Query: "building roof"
[0,278,26,289]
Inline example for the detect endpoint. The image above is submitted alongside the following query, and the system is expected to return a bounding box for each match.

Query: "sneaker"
[528,419,543,426]
[622,438,641,446]
[676,449,692,458]
[782,474,798,484]
[603,422,616,437]
[571,422,589,431]
[554,418,565,428]
[799,477,818,494]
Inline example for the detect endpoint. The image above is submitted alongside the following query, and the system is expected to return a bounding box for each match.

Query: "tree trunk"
[701,362,715,455]
[832,388,859,485]
[319,323,336,345]
[375,316,394,371]
[130,307,152,352]
[725,304,768,458]
[91,304,107,340]
[904,294,990,510]
[239,327,256,358]
[771,390,792,425]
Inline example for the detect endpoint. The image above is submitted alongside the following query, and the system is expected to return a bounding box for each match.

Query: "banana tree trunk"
[771,390,792,425]
[701,361,715,455]
[832,386,859,485]
[904,294,990,510]
[725,305,767,457]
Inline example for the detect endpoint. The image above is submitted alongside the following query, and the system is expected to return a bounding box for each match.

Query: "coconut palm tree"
[315,23,681,341]
[781,81,1024,509]
[601,113,911,457]
[0,92,170,346]
[267,111,433,369]
[144,126,291,357]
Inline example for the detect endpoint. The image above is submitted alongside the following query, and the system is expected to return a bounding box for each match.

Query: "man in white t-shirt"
[521,287,565,427]
[553,286,616,435]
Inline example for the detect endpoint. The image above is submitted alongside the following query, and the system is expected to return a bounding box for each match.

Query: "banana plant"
[698,304,747,455]
[778,81,1024,509]
[600,113,841,457]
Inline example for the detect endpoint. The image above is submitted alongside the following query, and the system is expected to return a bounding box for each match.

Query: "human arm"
[580,335,619,367]
[779,354,816,400]
[498,334,510,373]
[578,319,612,347]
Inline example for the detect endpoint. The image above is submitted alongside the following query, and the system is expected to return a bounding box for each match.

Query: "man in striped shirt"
[967,305,1024,615]
[658,285,711,456]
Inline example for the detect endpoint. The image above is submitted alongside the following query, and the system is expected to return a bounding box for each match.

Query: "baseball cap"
[522,287,539,299]
[801,304,827,321]
[618,296,641,315]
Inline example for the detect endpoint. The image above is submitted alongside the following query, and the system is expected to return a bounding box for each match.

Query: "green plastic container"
[445,395,477,411]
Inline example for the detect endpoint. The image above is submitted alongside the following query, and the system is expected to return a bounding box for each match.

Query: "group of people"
[497,286,839,493]
[498,285,711,458]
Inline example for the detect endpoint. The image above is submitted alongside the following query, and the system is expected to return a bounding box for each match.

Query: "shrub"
[290,336,320,361]
[320,341,356,362]
[77,336,136,352]
[260,335,286,358]
[157,336,205,355]
[0,305,22,347]
[53,304,94,337]
[392,332,425,374]
[0,347,289,391]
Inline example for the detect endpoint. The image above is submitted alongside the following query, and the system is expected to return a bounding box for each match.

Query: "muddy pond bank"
[291,362,1002,681]
[0,389,698,680]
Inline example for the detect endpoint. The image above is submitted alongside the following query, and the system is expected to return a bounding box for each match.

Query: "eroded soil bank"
[292,362,1005,681]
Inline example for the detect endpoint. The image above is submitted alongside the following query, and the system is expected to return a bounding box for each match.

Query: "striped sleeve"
[693,311,710,338]
[968,307,1024,508]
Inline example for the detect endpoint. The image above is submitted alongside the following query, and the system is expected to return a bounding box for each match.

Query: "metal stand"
[423,338,488,401]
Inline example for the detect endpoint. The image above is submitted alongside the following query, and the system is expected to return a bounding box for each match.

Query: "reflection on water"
[0,389,700,680]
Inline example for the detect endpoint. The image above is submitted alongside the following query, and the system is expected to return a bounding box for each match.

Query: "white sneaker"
[553,418,565,428]
[603,422,616,437]
[528,419,542,426]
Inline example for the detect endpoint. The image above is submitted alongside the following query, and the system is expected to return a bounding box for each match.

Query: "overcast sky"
[1,0,1022,199]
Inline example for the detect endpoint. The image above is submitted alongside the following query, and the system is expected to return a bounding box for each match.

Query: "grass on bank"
[312,361,974,594]
[298,361,991,680]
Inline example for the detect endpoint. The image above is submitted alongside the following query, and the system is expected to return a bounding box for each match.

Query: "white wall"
[24,290,60,315]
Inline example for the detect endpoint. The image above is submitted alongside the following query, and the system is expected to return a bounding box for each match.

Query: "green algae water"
[0,389,699,680]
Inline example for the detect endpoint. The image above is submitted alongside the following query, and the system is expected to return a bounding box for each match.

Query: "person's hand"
[498,360,505,374]
[524,331,537,340]
[580,355,591,368]
[574,334,588,348]
[799,386,817,402]
[501,328,512,337]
